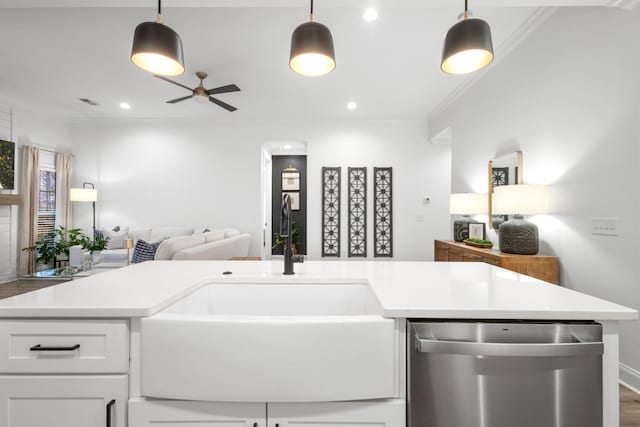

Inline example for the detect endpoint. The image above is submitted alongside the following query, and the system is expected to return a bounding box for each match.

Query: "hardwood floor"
[1,280,640,426]
[622,384,640,426]
[0,278,68,300]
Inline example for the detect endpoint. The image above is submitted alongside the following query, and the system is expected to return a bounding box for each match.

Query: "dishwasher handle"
[415,336,603,357]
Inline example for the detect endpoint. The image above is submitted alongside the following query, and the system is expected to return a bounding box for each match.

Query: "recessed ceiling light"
[284,144,292,149]
[347,101,357,110]
[120,102,131,110]
[363,8,378,22]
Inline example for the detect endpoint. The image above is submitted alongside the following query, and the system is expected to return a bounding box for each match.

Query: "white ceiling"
[0,1,630,120]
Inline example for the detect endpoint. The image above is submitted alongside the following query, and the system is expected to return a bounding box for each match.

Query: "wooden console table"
[434,240,559,284]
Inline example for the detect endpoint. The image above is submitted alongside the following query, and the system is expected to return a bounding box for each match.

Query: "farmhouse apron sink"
[141,282,396,402]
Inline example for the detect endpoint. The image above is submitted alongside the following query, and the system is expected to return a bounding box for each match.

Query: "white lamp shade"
[449,193,488,215]
[70,188,97,202]
[493,184,548,215]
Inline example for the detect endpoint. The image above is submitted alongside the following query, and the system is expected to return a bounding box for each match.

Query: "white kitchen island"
[0,260,636,427]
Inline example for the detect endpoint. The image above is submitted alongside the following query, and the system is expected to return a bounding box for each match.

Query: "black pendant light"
[289,0,336,77]
[441,0,494,75]
[131,0,185,76]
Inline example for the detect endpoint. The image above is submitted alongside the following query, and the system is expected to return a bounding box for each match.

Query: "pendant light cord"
[310,0,314,21]
[156,0,163,24]
[464,0,469,19]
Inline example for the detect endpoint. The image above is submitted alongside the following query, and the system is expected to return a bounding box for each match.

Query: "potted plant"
[23,226,87,269]
[273,224,300,254]
[80,234,110,264]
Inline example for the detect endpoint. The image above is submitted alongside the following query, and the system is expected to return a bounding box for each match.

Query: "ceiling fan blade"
[166,95,193,104]
[153,75,193,92]
[209,96,237,112]
[206,84,241,95]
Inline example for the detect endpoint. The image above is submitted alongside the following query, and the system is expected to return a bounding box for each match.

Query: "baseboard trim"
[620,363,640,394]
[0,273,18,284]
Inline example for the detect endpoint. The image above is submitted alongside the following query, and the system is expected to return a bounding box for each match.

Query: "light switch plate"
[591,217,618,236]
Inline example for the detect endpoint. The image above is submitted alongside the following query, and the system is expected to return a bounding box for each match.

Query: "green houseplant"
[273,224,300,254]
[23,226,103,266]
[81,234,110,254]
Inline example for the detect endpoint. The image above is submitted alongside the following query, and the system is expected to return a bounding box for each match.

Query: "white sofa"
[83,227,251,265]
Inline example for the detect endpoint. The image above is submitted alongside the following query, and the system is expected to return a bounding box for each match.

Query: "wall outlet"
[416,215,425,222]
[591,217,618,236]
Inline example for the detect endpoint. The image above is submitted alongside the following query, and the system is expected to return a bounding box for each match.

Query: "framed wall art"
[282,171,300,191]
[283,192,300,211]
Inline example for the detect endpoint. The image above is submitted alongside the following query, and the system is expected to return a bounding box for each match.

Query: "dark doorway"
[272,155,307,255]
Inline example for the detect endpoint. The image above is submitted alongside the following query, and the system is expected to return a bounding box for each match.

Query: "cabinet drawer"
[0,375,127,427]
[0,319,129,373]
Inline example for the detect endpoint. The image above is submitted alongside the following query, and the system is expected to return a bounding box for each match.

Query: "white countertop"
[0,261,636,320]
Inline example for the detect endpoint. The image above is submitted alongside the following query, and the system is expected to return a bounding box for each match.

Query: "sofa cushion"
[149,227,194,243]
[132,240,161,263]
[105,226,129,250]
[99,248,129,264]
[172,233,250,261]
[223,228,240,238]
[154,235,206,261]
[204,230,225,243]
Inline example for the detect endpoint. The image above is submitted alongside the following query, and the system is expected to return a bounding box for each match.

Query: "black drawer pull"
[30,344,81,352]
[106,399,115,427]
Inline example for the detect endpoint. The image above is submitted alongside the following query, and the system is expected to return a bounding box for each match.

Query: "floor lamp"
[70,182,98,237]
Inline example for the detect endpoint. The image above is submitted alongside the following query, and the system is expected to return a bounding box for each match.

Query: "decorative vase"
[498,215,539,255]
[453,216,474,242]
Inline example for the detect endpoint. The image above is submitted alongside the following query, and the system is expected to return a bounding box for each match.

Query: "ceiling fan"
[153,71,240,112]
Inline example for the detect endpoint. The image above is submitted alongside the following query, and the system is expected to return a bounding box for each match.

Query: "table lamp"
[493,184,548,254]
[70,182,98,237]
[125,239,135,265]
[449,193,487,241]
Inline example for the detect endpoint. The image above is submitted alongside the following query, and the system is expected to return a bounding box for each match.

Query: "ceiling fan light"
[441,18,493,75]
[289,21,336,76]
[193,93,209,104]
[131,21,185,76]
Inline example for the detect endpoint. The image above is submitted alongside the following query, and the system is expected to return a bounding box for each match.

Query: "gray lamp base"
[453,216,473,242]
[498,215,539,255]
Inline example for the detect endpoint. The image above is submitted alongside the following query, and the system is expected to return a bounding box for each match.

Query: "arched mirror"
[488,150,523,230]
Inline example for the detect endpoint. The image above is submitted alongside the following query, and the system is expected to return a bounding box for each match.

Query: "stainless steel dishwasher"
[408,321,603,427]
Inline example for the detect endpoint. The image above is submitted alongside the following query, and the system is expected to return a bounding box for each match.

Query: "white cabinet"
[0,375,127,427]
[268,400,405,427]
[129,399,266,427]
[128,399,404,427]
[0,319,130,427]
[0,319,129,373]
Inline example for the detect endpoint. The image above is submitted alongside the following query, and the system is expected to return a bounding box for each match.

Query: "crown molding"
[428,7,557,120]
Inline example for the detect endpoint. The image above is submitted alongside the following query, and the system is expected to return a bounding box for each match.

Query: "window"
[37,152,56,239]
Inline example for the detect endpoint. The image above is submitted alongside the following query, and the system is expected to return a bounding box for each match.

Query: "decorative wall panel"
[374,167,392,257]
[321,167,341,257]
[348,167,367,257]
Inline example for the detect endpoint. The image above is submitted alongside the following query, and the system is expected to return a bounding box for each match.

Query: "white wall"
[429,7,640,389]
[0,98,71,283]
[70,119,450,261]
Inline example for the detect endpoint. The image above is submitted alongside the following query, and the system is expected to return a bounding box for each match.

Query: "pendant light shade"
[289,0,336,76]
[441,0,493,75]
[131,0,185,76]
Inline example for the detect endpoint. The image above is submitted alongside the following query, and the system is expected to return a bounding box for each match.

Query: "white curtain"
[55,152,73,231]
[18,145,39,276]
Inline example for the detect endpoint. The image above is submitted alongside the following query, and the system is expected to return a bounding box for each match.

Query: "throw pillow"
[112,225,121,232]
[132,240,161,264]
[106,226,129,250]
